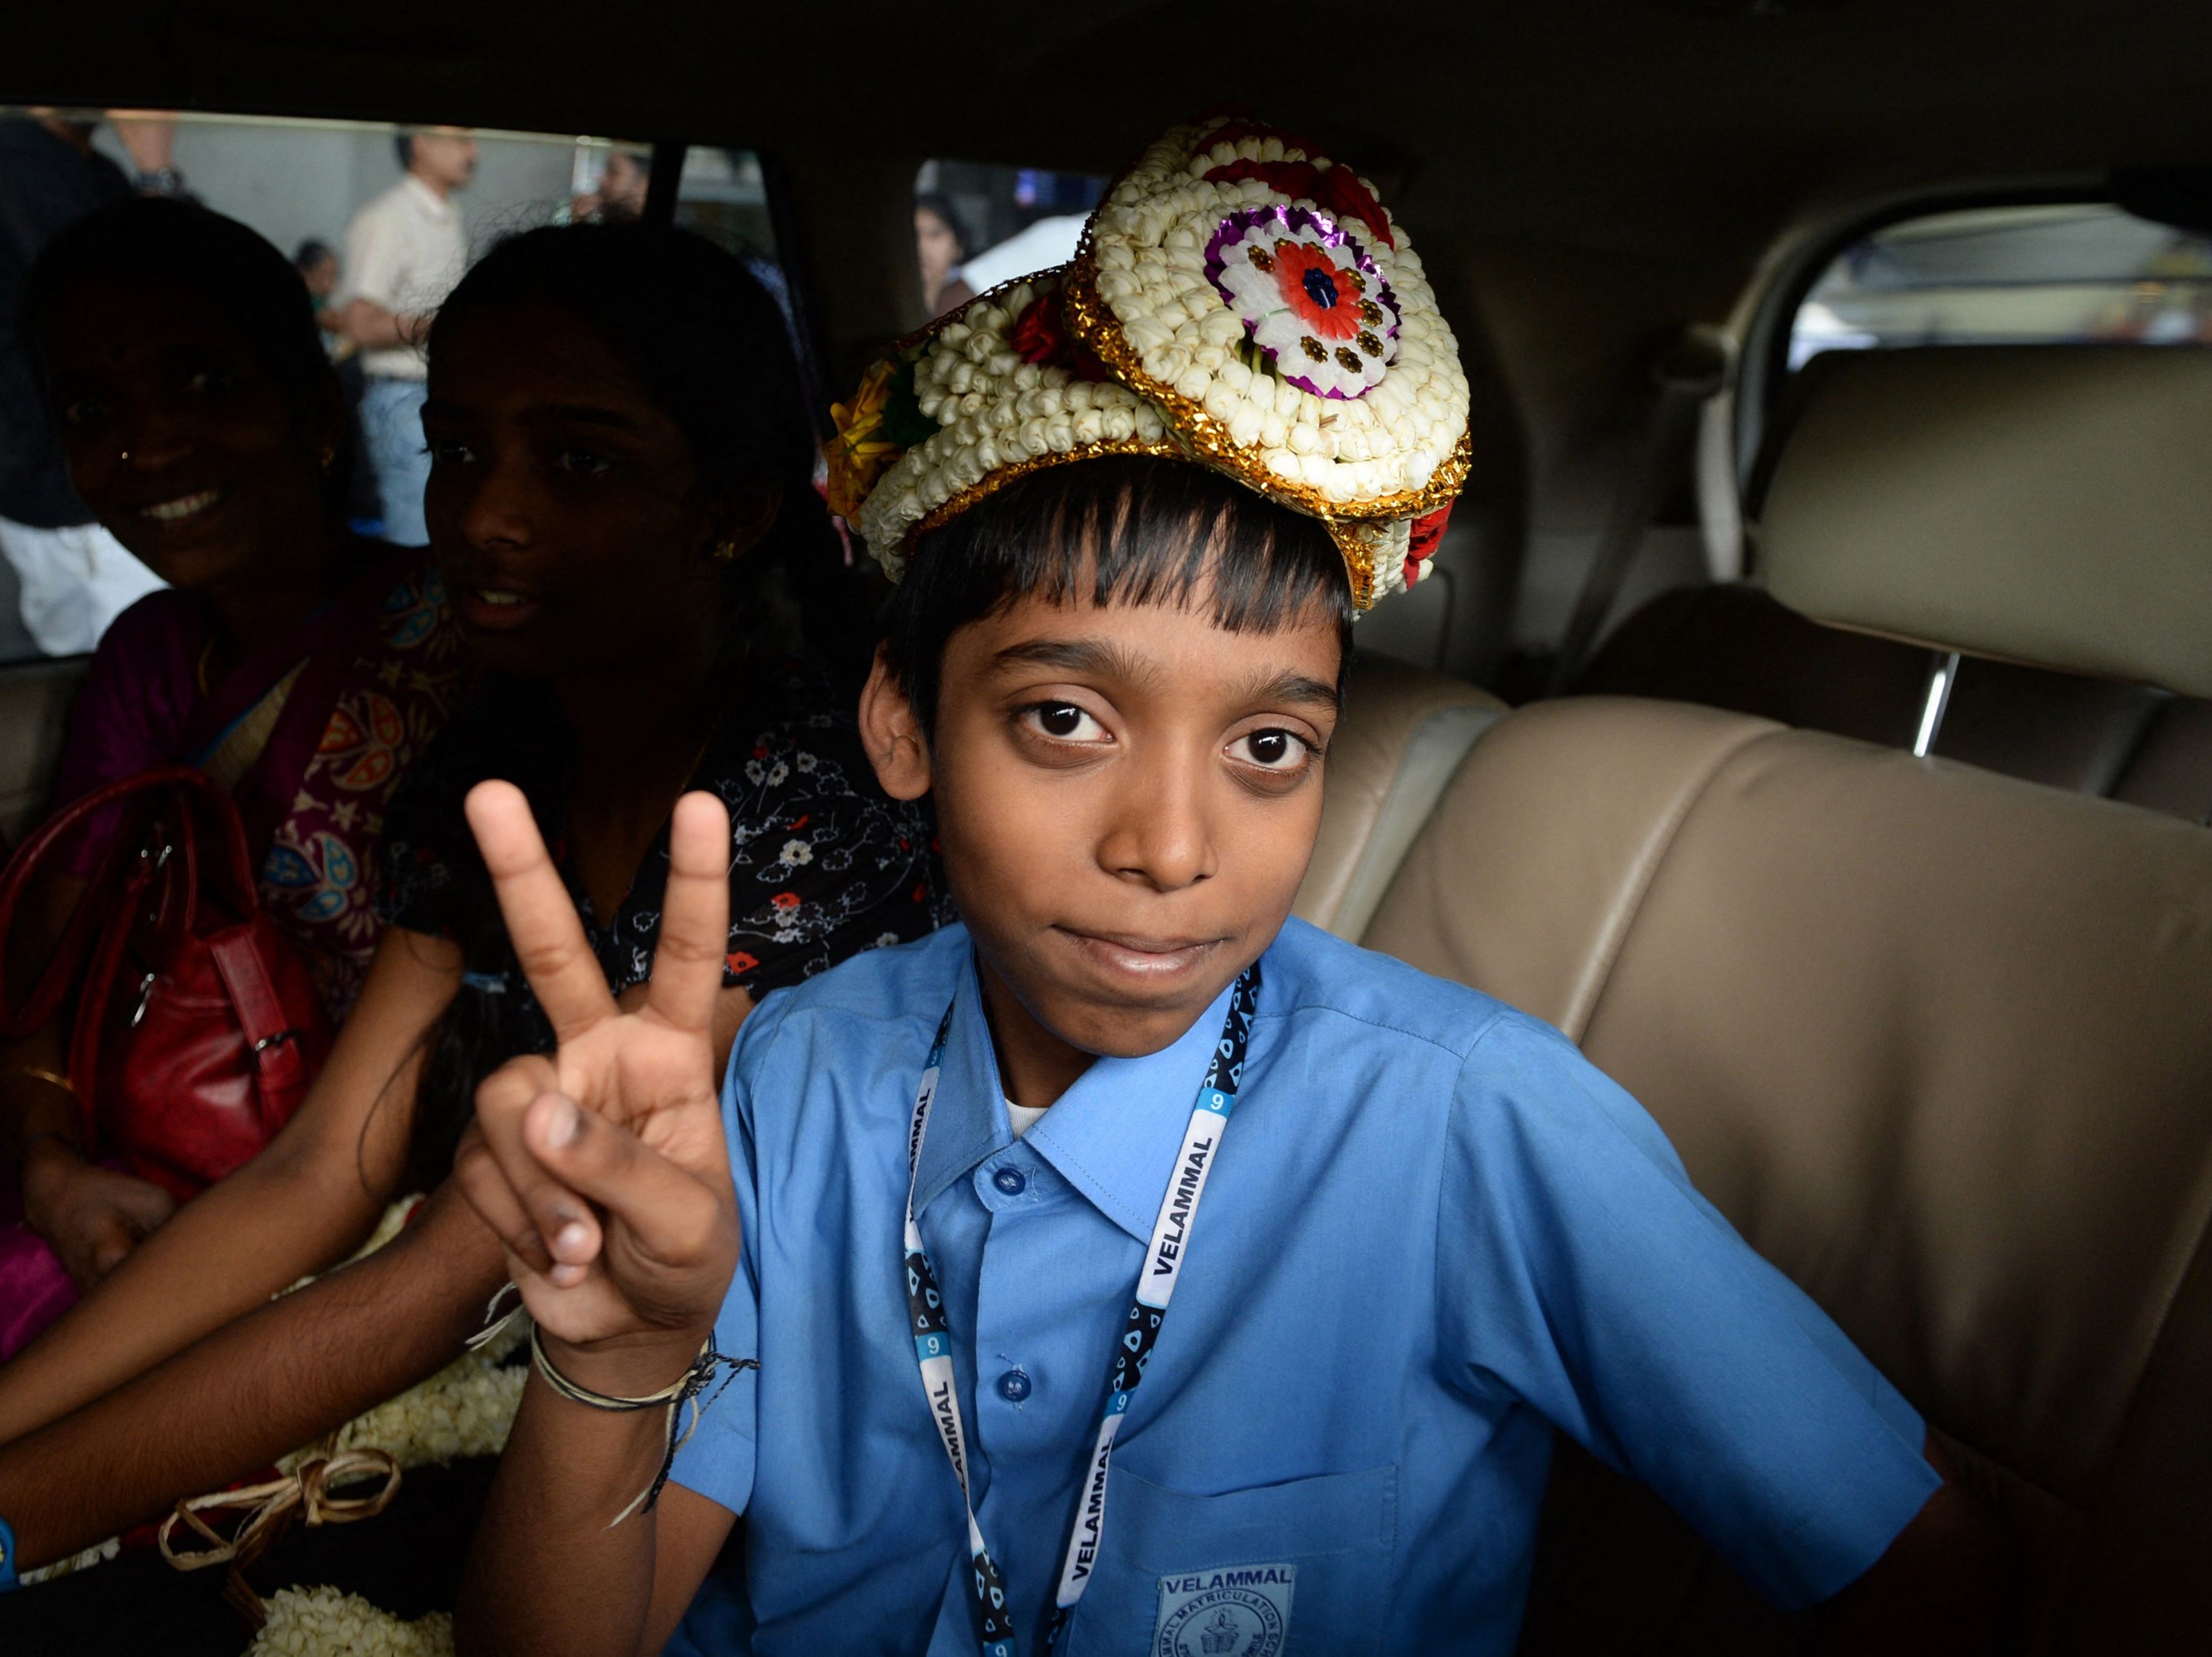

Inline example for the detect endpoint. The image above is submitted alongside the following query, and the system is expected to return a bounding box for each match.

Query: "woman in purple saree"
[0,199,465,1357]
[47,531,456,1019]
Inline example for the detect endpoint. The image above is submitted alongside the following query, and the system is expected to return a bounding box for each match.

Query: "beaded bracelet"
[527,1322,756,1526]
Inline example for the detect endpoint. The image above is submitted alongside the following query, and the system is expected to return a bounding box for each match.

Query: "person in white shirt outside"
[337,126,476,545]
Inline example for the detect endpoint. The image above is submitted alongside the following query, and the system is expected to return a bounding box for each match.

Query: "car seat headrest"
[1757,346,2212,698]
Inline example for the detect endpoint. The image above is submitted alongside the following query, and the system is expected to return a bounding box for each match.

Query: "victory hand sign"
[453,781,740,1399]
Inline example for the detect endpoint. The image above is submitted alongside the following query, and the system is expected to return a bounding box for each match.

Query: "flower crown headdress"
[828,110,1472,610]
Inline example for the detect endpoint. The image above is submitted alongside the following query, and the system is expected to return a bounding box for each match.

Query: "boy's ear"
[858,646,932,801]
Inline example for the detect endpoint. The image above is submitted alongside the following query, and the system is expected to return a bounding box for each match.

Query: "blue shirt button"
[992,1166,1028,1196]
[997,1368,1032,1403]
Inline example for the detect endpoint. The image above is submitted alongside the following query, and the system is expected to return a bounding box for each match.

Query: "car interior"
[8,1,2212,1649]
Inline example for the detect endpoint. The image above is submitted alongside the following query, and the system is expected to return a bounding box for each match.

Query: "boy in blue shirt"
[447,115,2006,1657]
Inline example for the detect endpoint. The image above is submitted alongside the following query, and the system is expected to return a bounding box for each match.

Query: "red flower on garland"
[1270,241,1363,342]
[726,950,759,974]
[770,892,800,913]
[1201,158,1395,250]
[1011,290,1113,382]
[1404,502,1454,585]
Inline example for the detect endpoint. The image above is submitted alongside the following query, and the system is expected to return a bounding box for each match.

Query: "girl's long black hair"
[398,222,861,1192]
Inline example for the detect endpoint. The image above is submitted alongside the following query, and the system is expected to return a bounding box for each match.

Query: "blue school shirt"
[671,919,1937,1656]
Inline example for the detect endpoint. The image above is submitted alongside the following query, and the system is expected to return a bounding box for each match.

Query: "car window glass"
[913,161,1105,318]
[1790,202,2212,372]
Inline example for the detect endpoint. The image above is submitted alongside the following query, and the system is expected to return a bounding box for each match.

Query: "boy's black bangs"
[885,458,1354,731]
[960,459,1350,635]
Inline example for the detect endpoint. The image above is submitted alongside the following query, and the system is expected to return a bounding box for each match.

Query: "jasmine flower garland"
[246,1585,453,1657]
[833,109,1472,609]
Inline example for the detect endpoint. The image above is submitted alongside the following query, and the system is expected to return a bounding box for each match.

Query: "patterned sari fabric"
[246,558,467,1019]
[50,547,468,1022]
[377,659,954,1025]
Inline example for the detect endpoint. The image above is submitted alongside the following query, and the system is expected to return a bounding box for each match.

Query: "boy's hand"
[454,783,739,1397]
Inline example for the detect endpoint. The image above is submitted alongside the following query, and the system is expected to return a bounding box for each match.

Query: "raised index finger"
[645,790,731,1038]
[464,780,616,1040]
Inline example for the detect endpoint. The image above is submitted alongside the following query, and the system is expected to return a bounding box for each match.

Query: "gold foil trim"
[906,440,1383,609]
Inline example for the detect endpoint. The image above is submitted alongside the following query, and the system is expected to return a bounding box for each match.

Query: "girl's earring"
[713,539,739,563]
[317,444,338,472]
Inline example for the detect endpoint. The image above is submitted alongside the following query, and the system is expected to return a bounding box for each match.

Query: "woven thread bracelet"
[527,1322,756,1526]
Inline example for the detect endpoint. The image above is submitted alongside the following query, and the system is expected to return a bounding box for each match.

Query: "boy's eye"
[1227,728,1311,772]
[183,367,238,395]
[1024,701,1109,743]
[427,439,474,467]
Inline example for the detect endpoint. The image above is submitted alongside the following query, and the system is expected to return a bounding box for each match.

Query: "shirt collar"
[908,949,1240,1244]
[401,173,456,222]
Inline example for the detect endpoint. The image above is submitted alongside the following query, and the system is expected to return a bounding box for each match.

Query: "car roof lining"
[14,0,2212,267]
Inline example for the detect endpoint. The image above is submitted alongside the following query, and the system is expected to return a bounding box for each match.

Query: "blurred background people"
[0,111,176,656]
[951,206,1089,294]
[294,235,383,528]
[292,235,344,337]
[574,146,651,222]
[913,190,973,316]
[337,125,477,545]
[100,111,192,201]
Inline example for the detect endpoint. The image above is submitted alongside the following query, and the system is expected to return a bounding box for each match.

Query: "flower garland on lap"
[24,1197,524,1656]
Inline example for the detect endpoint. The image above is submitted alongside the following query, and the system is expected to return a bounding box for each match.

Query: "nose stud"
[119,449,131,462]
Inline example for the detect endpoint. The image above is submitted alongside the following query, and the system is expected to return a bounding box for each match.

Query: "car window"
[0,110,779,667]
[663,146,783,279]
[913,160,1104,318]
[1790,201,2212,371]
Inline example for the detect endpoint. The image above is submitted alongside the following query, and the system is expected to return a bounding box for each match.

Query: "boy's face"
[863,582,1342,1069]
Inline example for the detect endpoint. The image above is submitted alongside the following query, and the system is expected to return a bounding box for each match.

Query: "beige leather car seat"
[0,656,92,853]
[1367,701,2212,1650]
[1292,651,1503,940]
[1306,347,2212,1651]
[1577,347,2212,822]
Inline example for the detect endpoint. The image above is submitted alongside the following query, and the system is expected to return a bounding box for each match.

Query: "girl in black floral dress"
[0,223,945,1642]
[381,654,948,1190]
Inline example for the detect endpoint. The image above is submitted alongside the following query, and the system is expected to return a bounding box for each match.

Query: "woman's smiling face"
[40,273,339,592]
[420,300,733,681]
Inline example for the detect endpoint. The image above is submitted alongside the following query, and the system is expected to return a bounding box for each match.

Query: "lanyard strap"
[901,964,1261,1657]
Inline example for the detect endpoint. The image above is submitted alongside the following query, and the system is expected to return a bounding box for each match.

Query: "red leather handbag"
[0,766,332,1203]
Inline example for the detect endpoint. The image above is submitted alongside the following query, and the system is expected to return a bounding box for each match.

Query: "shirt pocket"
[1063,1463,1398,1657]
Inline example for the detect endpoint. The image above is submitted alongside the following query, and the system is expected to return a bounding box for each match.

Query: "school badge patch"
[1154,1563,1295,1657]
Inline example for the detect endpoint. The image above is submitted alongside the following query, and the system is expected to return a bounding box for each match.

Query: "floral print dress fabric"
[375,662,951,1032]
